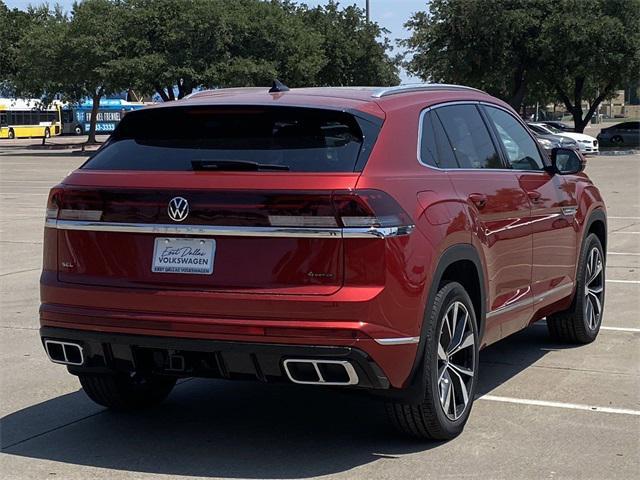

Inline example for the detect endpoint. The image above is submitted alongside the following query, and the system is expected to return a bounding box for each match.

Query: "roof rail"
[371,83,485,98]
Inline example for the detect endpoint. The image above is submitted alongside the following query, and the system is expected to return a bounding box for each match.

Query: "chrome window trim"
[416,100,549,174]
[45,218,414,239]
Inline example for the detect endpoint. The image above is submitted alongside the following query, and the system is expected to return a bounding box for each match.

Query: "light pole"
[366,0,370,22]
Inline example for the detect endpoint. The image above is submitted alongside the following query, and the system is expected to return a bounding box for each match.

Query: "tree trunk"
[508,66,527,112]
[154,85,169,102]
[557,79,612,133]
[177,79,193,99]
[87,91,103,144]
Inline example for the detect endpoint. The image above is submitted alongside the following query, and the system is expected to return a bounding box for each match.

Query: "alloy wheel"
[437,301,475,421]
[584,247,604,330]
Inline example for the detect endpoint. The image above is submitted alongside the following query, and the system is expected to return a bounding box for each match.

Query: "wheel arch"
[384,243,486,403]
[584,208,607,258]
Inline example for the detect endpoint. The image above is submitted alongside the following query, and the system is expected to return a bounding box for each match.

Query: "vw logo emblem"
[168,197,189,222]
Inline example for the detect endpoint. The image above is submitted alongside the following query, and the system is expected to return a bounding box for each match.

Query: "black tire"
[44,128,51,138]
[547,233,605,343]
[386,281,479,440]
[8,129,15,139]
[610,135,623,145]
[79,373,176,410]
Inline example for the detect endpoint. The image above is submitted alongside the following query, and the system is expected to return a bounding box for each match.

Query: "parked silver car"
[527,128,578,153]
[597,121,640,146]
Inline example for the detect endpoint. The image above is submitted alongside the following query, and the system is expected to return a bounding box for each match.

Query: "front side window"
[485,106,544,170]
[434,105,502,169]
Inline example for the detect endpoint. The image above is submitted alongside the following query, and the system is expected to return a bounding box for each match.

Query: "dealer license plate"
[152,237,215,275]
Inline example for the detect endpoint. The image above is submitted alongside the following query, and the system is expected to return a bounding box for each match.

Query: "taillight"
[45,186,63,220]
[332,190,413,229]
[46,187,104,221]
[265,190,412,231]
[45,187,413,233]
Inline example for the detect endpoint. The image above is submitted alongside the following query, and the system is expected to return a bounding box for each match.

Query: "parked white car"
[528,122,599,154]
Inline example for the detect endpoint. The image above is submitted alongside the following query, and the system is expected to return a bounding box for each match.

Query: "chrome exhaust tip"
[283,359,359,386]
[44,340,84,366]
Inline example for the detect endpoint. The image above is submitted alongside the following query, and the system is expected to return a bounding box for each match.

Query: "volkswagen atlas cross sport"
[40,83,607,440]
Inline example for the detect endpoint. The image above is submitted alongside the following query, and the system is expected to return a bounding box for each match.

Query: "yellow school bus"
[0,99,62,139]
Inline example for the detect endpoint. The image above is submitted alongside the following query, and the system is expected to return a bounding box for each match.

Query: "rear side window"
[434,105,502,169]
[83,106,369,172]
[484,106,544,171]
[420,110,458,169]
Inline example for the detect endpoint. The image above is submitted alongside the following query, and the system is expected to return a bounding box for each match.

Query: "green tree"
[0,2,32,94]
[211,0,325,88]
[115,0,231,100]
[13,0,130,143]
[10,5,68,104]
[404,0,640,132]
[541,0,640,131]
[297,1,400,86]
[118,0,325,98]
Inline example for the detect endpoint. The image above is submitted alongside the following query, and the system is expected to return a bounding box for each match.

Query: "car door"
[431,104,534,344]
[482,105,578,328]
[621,122,640,144]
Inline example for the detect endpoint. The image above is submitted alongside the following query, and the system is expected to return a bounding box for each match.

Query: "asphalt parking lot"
[0,144,638,479]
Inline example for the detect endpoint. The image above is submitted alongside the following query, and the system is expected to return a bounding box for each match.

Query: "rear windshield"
[82,106,367,172]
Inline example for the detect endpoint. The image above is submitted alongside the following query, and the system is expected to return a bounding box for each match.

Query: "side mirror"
[550,148,585,175]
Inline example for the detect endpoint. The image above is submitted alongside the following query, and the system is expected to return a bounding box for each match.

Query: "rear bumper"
[40,273,422,388]
[40,326,391,390]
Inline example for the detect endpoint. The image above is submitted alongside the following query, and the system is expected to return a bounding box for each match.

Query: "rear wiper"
[191,160,289,171]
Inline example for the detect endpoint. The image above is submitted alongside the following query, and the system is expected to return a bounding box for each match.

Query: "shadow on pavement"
[0,324,576,478]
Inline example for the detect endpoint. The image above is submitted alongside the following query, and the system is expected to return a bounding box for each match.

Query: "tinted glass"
[83,106,367,172]
[618,122,639,130]
[420,111,458,168]
[485,106,544,170]
[432,112,459,168]
[527,124,547,135]
[420,111,459,168]
[435,105,502,169]
[420,111,438,167]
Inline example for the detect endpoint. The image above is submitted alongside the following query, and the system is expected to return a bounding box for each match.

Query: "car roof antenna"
[269,79,290,93]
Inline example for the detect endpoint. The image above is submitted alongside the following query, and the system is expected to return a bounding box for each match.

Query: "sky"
[4,0,428,82]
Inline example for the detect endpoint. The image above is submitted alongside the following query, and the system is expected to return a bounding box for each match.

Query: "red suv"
[40,84,607,439]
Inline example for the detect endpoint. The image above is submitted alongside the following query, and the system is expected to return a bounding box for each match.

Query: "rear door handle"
[527,190,542,203]
[468,193,487,209]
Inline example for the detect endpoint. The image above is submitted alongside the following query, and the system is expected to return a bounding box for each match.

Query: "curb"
[28,143,102,151]
[597,149,640,156]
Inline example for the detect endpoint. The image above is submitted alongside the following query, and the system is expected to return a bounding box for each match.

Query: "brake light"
[46,187,104,221]
[332,190,413,229]
[264,190,412,230]
[45,186,63,220]
[45,187,412,232]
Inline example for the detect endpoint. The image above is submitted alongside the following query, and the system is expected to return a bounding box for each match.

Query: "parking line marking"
[478,395,640,416]
[607,279,640,284]
[600,326,640,332]
[608,252,640,256]
[611,232,640,234]
[608,216,640,220]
